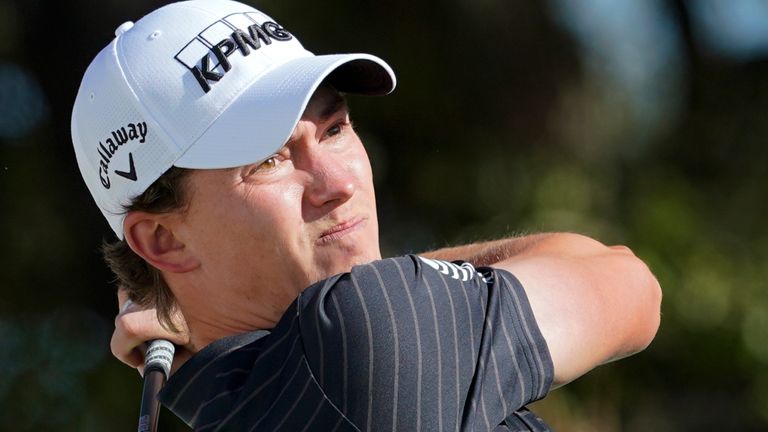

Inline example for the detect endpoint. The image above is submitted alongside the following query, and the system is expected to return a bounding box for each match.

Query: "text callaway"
[97,122,147,189]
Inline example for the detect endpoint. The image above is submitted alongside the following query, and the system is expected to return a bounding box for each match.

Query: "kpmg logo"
[174,12,293,93]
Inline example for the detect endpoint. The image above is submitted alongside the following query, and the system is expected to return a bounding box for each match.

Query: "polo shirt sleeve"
[297,255,554,431]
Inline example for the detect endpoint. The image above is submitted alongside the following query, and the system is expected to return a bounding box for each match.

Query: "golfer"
[71,0,662,430]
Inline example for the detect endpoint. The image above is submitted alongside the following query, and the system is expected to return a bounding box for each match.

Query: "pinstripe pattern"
[314,277,337,387]
[421,273,444,431]
[393,259,424,431]
[159,255,554,431]
[369,264,401,431]
[476,274,491,431]
[349,272,376,431]
[501,273,549,400]
[435,268,462,431]
[329,294,349,412]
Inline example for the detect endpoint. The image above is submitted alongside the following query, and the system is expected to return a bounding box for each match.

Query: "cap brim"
[174,53,395,169]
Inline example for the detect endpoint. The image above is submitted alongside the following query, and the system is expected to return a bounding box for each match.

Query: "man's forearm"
[419,233,555,267]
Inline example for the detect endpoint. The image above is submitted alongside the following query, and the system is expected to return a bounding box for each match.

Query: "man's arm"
[110,234,549,373]
[420,233,552,266]
[422,232,662,387]
[109,235,540,366]
[111,232,662,388]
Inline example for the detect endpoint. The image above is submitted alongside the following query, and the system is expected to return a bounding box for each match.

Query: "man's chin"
[317,248,380,278]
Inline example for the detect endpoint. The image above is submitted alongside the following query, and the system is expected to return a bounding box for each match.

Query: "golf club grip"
[138,339,175,432]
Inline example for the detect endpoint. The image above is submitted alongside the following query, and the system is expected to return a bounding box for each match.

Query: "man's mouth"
[317,216,365,245]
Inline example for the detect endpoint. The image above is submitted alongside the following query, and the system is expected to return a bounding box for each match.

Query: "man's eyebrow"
[286,91,348,144]
[318,92,348,121]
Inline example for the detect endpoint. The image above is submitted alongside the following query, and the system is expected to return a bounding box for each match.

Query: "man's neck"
[184,311,278,352]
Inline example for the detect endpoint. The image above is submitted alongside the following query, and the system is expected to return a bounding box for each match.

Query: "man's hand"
[113,289,192,375]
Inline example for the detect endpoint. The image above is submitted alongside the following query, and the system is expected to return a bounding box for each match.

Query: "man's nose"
[303,152,356,208]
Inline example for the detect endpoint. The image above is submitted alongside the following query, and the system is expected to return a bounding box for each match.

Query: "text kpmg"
[189,21,293,93]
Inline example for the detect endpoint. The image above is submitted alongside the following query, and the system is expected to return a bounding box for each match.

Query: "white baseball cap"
[71,0,395,238]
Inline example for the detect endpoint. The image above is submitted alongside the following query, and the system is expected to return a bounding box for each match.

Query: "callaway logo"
[97,122,147,189]
[174,12,292,93]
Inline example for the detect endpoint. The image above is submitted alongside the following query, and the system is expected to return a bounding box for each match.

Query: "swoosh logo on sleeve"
[418,257,479,282]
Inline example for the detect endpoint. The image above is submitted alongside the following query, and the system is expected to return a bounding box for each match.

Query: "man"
[72,0,662,430]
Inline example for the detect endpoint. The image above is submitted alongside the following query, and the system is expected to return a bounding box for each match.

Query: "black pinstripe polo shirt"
[159,255,554,431]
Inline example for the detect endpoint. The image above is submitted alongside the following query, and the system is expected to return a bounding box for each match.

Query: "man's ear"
[123,211,199,274]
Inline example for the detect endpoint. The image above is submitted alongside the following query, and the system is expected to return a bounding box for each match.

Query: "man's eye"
[326,121,349,138]
[326,124,341,136]
[260,157,278,170]
[249,157,279,175]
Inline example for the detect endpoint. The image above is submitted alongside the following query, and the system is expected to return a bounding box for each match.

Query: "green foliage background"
[0,0,766,430]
